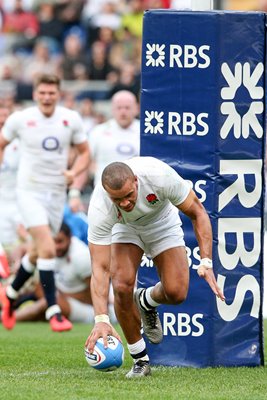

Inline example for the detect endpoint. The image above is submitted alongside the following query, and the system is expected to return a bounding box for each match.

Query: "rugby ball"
[84,335,124,372]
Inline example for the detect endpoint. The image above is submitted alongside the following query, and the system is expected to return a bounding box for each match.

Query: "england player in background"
[0,105,22,257]
[68,90,140,212]
[0,74,90,332]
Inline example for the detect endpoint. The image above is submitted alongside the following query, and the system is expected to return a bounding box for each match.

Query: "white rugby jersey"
[88,156,191,245]
[55,236,92,293]
[0,138,20,201]
[2,106,86,191]
[89,118,140,185]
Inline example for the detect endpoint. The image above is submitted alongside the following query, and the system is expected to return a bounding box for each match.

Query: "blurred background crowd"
[0,0,267,119]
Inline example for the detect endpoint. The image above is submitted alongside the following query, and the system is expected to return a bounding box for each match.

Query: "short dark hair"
[59,222,72,237]
[33,74,61,89]
[102,162,135,190]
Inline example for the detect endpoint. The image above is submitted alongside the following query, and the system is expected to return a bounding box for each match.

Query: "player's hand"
[197,265,225,301]
[85,322,121,353]
[63,169,75,186]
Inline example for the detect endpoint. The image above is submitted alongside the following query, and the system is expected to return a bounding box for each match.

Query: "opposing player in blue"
[85,157,225,378]
[0,74,90,332]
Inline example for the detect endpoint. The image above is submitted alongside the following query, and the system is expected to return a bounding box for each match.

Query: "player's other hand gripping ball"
[84,335,124,372]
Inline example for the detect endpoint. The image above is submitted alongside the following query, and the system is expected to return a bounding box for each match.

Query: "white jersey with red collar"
[88,156,190,245]
[2,105,86,191]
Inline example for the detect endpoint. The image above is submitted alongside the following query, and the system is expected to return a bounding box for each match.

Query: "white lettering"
[168,112,181,134]
[184,45,198,68]
[217,274,260,320]
[218,218,261,269]
[169,44,210,68]
[168,112,209,136]
[192,314,204,336]
[198,45,211,68]
[219,160,262,211]
[194,180,207,202]
[183,113,196,135]
[197,113,209,135]
[163,312,204,336]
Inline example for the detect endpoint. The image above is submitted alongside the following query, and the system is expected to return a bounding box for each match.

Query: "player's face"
[112,98,137,129]
[54,231,71,257]
[33,83,60,117]
[106,177,138,212]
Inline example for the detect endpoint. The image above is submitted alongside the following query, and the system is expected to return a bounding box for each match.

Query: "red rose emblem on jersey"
[63,120,69,127]
[146,193,159,205]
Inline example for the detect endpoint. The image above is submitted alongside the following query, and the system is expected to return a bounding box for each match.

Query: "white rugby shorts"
[16,188,66,235]
[111,206,185,259]
[0,199,22,247]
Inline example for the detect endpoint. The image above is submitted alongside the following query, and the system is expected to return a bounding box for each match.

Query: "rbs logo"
[144,110,209,136]
[146,43,210,68]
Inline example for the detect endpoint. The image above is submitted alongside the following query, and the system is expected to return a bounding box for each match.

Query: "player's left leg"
[153,245,189,303]
[135,246,189,345]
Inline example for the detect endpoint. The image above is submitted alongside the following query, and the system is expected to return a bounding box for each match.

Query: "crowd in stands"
[0,0,266,104]
[0,0,173,104]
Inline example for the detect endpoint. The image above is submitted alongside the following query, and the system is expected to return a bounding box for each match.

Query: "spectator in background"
[120,0,144,38]
[55,0,84,30]
[68,90,140,212]
[60,27,90,80]
[20,38,60,84]
[89,2,121,32]
[109,62,140,100]
[35,1,65,52]
[108,27,142,71]
[88,40,117,82]
[0,54,21,81]
[98,26,117,55]
[2,0,39,52]
[0,74,90,332]
[60,91,78,110]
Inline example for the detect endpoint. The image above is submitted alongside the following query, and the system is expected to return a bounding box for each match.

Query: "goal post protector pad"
[139,9,266,367]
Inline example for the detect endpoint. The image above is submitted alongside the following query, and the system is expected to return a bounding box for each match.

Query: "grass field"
[0,322,266,400]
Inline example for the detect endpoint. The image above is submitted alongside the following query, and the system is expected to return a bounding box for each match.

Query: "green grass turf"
[0,322,266,400]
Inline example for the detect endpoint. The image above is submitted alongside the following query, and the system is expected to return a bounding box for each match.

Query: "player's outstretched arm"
[85,243,121,352]
[177,190,225,302]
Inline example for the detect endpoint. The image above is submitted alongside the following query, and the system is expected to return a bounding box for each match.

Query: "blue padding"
[139,10,265,367]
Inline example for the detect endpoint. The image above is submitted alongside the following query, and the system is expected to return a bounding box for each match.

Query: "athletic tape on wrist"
[94,314,110,325]
[199,258,213,269]
[68,188,81,199]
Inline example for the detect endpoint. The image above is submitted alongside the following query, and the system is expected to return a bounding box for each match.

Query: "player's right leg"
[1,253,36,329]
[110,241,151,378]
[29,225,72,332]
